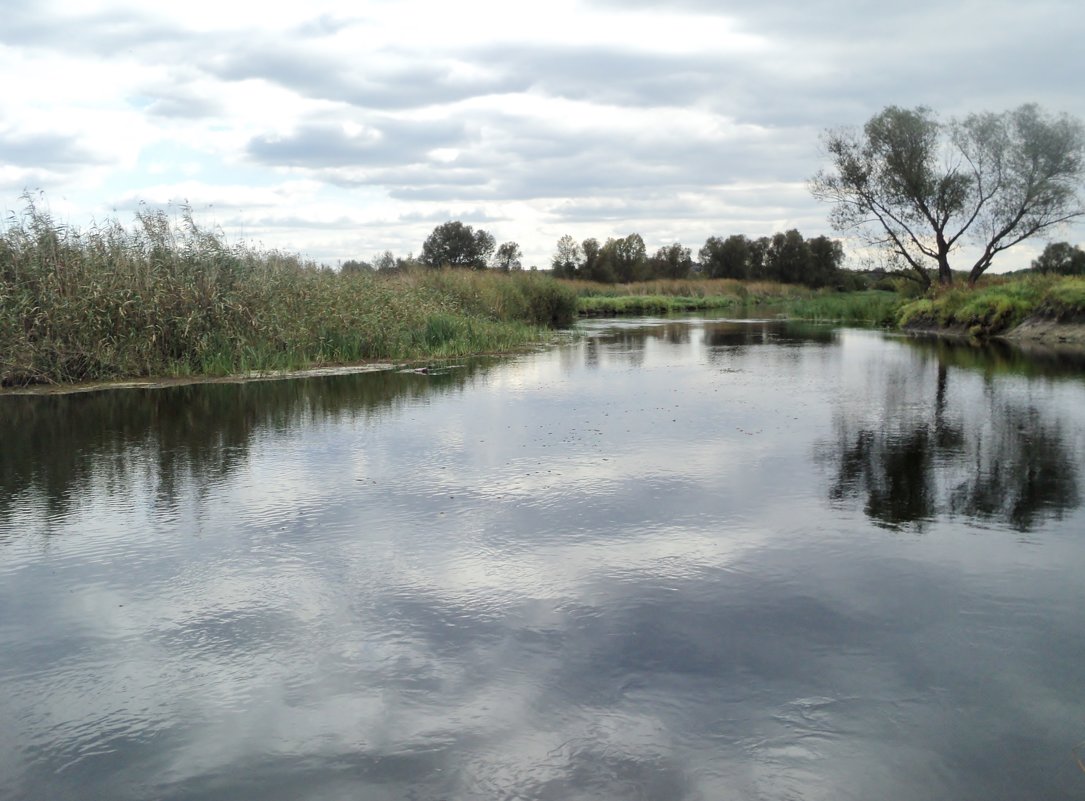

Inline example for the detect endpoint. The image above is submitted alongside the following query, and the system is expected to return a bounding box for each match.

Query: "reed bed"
[0,202,575,387]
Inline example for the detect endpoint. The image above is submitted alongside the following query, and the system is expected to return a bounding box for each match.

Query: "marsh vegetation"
[6,193,1085,390]
[0,202,577,387]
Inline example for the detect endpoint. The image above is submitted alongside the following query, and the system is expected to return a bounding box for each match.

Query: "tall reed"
[0,201,570,387]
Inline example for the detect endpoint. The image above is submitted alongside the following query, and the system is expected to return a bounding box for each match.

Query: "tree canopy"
[421,221,496,269]
[493,241,523,271]
[1031,241,1085,275]
[811,104,1085,287]
[651,243,693,279]
[551,229,845,287]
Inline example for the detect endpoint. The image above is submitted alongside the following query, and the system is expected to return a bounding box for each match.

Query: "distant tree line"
[341,221,849,288]
[551,229,846,288]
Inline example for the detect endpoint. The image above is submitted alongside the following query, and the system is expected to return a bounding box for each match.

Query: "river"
[2,317,1084,800]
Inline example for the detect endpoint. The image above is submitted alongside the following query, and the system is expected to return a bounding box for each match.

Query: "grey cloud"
[246,119,467,169]
[462,42,872,132]
[384,123,814,203]
[292,13,363,38]
[329,166,492,192]
[142,89,222,120]
[240,93,820,220]
[397,208,508,225]
[0,131,102,169]
[205,46,524,110]
[0,5,192,54]
[548,196,727,224]
[475,45,730,109]
[586,0,985,37]
[4,8,519,114]
[240,215,360,231]
[0,170,56,193]
[565,1,1085,129]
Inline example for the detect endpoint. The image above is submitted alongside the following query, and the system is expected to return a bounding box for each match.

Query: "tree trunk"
[937,251,953,286]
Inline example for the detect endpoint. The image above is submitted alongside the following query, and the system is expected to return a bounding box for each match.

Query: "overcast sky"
[2,0,1083,269]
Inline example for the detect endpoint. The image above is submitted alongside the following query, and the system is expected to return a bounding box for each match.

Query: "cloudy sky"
[2,0,1083,269]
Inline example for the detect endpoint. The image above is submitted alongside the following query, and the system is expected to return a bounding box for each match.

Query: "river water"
[2,317,1084,801]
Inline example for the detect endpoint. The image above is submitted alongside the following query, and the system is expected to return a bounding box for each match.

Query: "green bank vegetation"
[898,274,1085,337]
[569,277,905,325]
[6,194,1085,390]
[570,277,812,316]
[783,290,903,326]
[0,202,577,388]
[570,273,1085,337]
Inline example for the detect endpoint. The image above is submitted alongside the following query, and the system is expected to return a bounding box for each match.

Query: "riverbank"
[0,205,577,388]
[1002,317,1085,345]
[897,274,1085,343]
[570,274,1085,347]
[570,277,814,316]
[7,200,1084,390]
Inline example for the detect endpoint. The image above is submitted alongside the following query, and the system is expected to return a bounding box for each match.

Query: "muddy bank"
[904,313,1085,348]
[1002,317,1085,346]
[0,362,400,396]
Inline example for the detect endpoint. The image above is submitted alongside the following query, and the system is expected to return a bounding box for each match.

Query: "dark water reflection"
[821,356,1080,533]
[2,319,1085,800]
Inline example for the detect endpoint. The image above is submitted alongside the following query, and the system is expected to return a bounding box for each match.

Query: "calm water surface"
[2,318,1085,801]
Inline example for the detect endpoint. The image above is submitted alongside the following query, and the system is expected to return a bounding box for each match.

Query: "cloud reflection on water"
[2,320,1085,800]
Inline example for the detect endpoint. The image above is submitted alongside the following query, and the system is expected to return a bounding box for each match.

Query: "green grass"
[0,201,576,387]
[567,277,813,316]
[782,291,903,326]
[568,278,901,325]
[897,274,1085,337]
[577,294,745,315]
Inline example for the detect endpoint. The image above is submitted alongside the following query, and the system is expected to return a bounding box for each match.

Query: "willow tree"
[810,104,1085,287]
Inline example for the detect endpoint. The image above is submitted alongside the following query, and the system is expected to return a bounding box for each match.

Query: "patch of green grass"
[783,291,902,326]
[896,274,1085,337]
[409,268,578,327]
[1039,276,1085,319]
[577,294,745,315]
[567,278,816,316]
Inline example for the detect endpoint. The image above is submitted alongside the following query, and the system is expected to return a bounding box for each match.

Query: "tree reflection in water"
[821,343,1081,532]
[0,363,493,530]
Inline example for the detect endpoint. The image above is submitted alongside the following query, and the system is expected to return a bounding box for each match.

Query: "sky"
[2,0,1083,270]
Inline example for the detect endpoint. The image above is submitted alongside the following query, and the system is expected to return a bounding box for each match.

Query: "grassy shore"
[570,274,1085,339]
[781,290,902,325]
[570,277,813,316]
[569,278,898,323]
[898,274,1085,337]
[0,204,577,387]
[8,199,1084,389]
